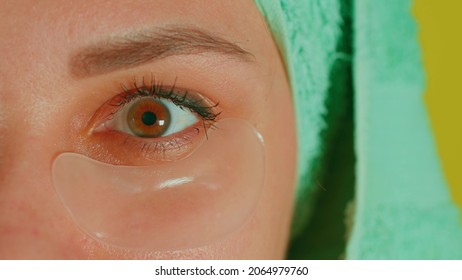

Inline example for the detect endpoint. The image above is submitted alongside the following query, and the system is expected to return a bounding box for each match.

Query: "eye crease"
[52,75,267,250]
[87,76,222,163]
[115,77,220,124]
[1,0,303,260]
[94,77,220,138]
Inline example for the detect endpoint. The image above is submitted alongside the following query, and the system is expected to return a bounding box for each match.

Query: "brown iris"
[127,99,171,137]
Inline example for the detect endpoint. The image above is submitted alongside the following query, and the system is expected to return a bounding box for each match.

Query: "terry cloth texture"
[347,0,462,259]
[254,0,351,239]
[256,0,462,259]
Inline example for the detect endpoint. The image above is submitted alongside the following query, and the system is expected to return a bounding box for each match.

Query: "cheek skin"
[251,58,297,258]
[72,62,296,259]
[0,0,297,259]
[74,73,296,260]
[75,3,296,258]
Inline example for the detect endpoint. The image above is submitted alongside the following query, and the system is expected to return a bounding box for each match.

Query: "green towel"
[347,0,462,259]
[254,0,348,238]
[256,0,462,259]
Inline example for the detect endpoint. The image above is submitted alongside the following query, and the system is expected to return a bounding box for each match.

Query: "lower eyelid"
[87,124,205,165]
[79,76,222,165]
[89,91,218,137]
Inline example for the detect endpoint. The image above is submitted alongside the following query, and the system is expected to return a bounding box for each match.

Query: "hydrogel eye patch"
[52,119,265,250]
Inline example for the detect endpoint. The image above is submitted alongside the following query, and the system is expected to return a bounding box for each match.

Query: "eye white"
[160,99,199,136]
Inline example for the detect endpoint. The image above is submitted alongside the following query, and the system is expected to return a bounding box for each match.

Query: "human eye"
[54,74,266,251]
[87,76,220,164]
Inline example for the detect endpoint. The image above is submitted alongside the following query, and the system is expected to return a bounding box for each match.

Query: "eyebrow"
[70,26,255,78]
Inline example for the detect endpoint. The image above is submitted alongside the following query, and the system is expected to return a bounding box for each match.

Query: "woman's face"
[0,0,296,259]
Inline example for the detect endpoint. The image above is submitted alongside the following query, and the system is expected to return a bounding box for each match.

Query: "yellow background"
[414,0,462,210]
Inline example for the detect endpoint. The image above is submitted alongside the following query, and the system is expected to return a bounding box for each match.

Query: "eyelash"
[88,76,221,163]
[107,76,221,129]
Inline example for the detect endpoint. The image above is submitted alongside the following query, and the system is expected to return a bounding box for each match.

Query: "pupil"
[141,111,157,126]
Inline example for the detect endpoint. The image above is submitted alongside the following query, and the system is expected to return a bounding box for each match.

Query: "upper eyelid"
[105,81,220,123]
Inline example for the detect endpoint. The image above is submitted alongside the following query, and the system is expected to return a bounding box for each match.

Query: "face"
[0,0,296,259]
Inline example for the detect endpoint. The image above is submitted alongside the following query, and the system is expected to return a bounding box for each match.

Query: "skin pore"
[0,0,296,259]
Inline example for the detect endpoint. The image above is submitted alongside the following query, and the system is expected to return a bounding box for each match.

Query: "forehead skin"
[0,0,275,135]
[0,0,295,259]
[0,0,269,79]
